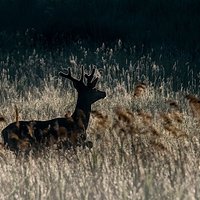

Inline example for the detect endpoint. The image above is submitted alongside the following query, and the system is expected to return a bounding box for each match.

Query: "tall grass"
[0,41,200,199]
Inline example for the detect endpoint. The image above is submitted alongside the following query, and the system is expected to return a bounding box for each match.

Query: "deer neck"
[71,96,91,130]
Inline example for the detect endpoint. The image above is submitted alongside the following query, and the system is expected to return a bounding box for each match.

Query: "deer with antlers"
[1,66,106,154]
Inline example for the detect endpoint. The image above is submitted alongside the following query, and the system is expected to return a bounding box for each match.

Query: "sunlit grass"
[0,41,200,199]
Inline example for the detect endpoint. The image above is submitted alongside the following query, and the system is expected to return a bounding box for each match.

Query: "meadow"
[0,39,200,199]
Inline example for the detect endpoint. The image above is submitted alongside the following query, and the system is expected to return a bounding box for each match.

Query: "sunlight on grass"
[0,41,200,200]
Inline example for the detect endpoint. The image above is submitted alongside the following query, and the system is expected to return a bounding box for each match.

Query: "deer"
[185,94,200,119]
[1,66,106,155]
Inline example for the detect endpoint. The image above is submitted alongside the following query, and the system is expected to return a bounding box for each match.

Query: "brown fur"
[186,94,200,119]
[133,83,147,97]
[0,116,6,123]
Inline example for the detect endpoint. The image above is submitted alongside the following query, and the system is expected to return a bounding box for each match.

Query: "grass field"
[0,41,200,199]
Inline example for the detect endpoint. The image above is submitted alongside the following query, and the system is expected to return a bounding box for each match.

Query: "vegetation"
[0,40,200,199]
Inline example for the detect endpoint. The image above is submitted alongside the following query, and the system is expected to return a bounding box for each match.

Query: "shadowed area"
[0,0,200,52]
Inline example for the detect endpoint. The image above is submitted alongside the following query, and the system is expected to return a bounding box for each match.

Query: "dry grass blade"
[114,106,134,124]
[0,42,200,199]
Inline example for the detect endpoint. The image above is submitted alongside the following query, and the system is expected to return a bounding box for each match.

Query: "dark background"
[0,0,199,50]
[0,0,200,91]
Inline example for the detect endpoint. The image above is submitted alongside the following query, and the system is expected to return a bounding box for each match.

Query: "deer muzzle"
[100,91,106,99]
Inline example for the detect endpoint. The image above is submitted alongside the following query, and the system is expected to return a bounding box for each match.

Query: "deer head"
[59,66,106,105]
[59,66,106,131]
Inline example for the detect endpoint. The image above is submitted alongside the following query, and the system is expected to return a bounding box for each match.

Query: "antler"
[59,66,85,88]
[59,66,99,89]
[85,68,99,88]
[59,68,78,83]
